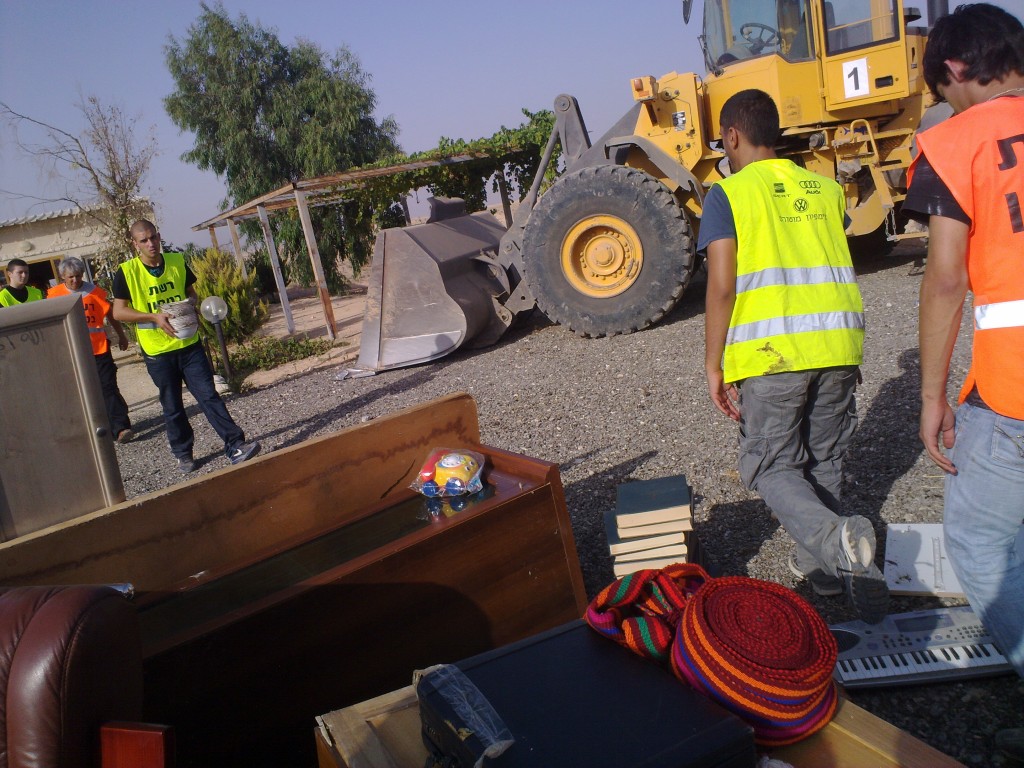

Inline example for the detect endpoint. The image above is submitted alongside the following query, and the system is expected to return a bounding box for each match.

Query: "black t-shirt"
[112,255,197,302]
[902,154,970,225]
[1,286,29,303]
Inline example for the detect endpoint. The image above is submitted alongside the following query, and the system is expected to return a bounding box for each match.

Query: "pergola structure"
[192,153,509,339]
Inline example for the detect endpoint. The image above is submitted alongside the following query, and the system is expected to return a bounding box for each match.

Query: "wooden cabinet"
[0,393,587,767]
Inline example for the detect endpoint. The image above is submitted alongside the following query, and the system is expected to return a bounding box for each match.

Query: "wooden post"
[400,196,412,225]
[207,226,221,252]
[294,190,337,340]
[226,219,249,278]
[496,172,513,228]
[256,205,295,335]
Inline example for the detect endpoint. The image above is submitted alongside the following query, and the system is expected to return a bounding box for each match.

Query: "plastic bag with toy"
[410,448,486,497]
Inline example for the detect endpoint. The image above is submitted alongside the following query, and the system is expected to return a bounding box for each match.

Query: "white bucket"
[161,299,199,339]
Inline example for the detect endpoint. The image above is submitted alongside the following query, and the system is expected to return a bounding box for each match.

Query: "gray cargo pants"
[737,366,859,578]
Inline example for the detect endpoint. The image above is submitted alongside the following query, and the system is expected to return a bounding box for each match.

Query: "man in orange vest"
[904,3,1024,759]
[48,256,134,443]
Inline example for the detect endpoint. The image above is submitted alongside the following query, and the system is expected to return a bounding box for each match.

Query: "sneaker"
[116,428,134,444]
[177,456,197,473]
[228,441,261,465]
[835,516,889,624]
[787,552,844,597]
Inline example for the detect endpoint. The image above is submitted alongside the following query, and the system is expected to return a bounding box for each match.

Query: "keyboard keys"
[835,643,1011,687]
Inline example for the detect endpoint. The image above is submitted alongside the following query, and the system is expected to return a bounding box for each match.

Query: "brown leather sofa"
[0,585,144,768]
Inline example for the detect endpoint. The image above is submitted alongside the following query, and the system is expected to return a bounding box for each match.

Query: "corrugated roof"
[192,153,490,230]
[0,202,111,229]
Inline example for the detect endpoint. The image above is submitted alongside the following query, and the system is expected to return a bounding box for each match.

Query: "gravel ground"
[114,242,1022,766]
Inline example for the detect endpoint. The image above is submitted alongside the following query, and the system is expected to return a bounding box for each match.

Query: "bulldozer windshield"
[703,0,815,67]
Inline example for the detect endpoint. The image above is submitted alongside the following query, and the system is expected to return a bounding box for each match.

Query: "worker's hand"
[153,313,178,338]
[920,398,957,474]
[706,368,741,421]
[117,334,130,351]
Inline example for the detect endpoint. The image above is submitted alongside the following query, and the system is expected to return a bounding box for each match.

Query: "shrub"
[222,334,335,381]
[191,248,269,343]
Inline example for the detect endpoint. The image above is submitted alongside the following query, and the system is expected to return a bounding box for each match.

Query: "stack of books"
[605,475,694,578]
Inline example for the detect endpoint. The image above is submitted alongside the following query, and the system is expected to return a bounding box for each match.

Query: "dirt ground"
[112,282,367,410]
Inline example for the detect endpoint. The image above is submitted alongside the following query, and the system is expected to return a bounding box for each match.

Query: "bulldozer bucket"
[345,210,512,377]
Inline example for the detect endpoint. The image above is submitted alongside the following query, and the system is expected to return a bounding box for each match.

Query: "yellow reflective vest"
[0,285,43,307]
[119,252,198,356]
[716,159,864,383]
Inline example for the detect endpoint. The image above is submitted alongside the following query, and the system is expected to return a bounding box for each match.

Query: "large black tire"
[520,165,695,337]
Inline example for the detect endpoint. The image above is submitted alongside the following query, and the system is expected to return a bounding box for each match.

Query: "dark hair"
[923,3,1024,100]
[720,89,780,148]
[6,258,29,270]
[129,219,157,238]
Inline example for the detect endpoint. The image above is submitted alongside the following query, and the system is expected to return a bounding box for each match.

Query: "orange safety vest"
[914,96,1024,419]
[48,282,112,356]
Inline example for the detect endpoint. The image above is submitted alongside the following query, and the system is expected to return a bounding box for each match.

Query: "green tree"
[164,3,399,291]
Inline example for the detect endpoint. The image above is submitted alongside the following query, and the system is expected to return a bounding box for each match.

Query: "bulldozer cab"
[703,0,815,66]
[702,0,914,113]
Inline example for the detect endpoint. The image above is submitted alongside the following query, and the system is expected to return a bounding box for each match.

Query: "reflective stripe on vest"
[728,311,865,345]
[736,265,858,295]
[975,299,1024,330]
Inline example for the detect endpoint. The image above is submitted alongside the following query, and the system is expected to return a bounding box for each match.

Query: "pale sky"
[3,0,1022,249]
[0,0,706,248]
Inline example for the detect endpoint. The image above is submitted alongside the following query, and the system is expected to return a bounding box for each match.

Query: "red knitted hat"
[586,565,837,747]
[670,575,838,746]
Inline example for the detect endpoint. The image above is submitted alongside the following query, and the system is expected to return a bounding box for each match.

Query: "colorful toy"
[412,447,485,497]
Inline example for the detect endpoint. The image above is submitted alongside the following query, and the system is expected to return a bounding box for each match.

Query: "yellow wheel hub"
[560,215,643,298]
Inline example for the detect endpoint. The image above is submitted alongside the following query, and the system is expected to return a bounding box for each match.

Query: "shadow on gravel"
[846,349,925,543]
[259,366,440,449]
[655,272,709,329]
[853,241,926,278]
[562,450,658,599]
[698,498,781,577]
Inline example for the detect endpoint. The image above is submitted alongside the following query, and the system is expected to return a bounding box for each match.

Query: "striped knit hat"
[586,565,837,746]
[585,563,708,663]
[671,575,837,746]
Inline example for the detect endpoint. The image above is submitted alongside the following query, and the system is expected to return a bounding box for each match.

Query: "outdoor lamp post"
[200,295,232,381]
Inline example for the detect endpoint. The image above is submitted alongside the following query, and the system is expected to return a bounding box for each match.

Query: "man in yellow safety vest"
[701,89,887,624]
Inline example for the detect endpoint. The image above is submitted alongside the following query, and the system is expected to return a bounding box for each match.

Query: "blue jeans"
[143,342,245,460]
[944,401,1024,677]
[737,367,859,578]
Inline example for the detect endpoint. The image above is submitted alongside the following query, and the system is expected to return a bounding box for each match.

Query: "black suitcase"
[417,620,756,768]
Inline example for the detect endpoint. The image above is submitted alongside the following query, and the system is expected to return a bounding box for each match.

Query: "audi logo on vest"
[799,180,822,194]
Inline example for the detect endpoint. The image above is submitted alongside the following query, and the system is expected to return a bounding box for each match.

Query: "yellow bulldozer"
[349,0,947,375]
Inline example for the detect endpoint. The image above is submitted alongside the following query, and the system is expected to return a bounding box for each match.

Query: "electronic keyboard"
[830,606,1013,688]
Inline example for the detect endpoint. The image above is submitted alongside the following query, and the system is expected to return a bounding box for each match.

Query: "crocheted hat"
[670,575,838,746]
[586,565,837,747]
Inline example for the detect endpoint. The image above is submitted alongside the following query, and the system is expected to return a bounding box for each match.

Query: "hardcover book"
[613,556,690,578]
[617,517,693,538]
[603,505,689,555]
[615,474,692,529]
[613,542,688,563]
